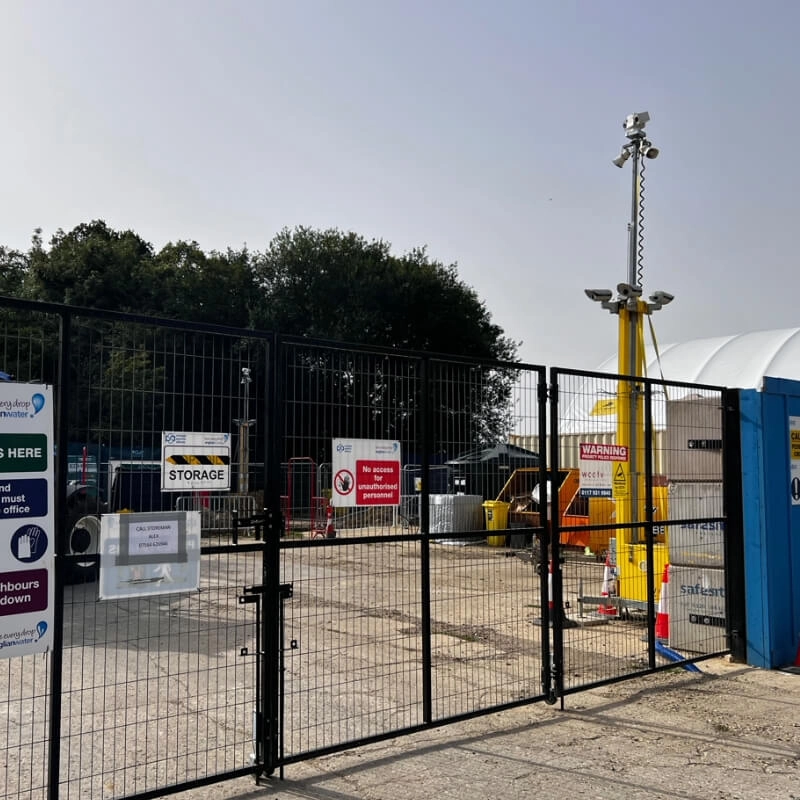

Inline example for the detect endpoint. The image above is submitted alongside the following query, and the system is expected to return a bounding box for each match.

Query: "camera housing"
[624,111,650,136]
[584,288,613,302]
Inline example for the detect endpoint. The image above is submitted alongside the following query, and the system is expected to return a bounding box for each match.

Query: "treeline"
[1,222,521,453]
[0,221,517,362]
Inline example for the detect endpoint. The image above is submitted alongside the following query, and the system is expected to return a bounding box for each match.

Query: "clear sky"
[2,1,797,369]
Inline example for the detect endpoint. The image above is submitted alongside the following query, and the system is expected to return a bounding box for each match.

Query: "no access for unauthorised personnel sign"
[332,438,401,507]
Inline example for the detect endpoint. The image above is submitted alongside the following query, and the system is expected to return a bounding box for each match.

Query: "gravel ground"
[176,657,800,800]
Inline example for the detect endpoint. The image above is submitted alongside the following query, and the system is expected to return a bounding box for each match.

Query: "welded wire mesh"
[0,301,736,796]
[553,369,729,692]
[54,317,269,798]
[279,346,548,759]
[0,307,58,800]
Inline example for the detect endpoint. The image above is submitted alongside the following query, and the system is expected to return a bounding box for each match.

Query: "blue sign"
[11,524,49,563]
[0,478,47,518]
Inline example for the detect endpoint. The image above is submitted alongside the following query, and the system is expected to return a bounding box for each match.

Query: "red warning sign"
[356,460,400,505]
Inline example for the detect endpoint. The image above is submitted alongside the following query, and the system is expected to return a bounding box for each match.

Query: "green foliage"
[251,227,518,362]
[26,221,155,311]
[3,220,521,450]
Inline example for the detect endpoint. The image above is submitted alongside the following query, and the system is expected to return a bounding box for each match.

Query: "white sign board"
[99,510,201,600]
[0,384,54,656]
[579,442,629,498]
[161,432,231,492]
[790,416,800,506]
[331,438,401,507]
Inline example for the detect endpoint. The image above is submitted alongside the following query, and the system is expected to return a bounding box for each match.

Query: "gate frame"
[547,366,745,705]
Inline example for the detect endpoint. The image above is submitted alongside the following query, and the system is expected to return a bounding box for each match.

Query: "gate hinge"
[279,582,293,599]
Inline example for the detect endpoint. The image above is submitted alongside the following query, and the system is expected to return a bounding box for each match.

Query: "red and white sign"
[332,439,401,507]
[579,442,629,498]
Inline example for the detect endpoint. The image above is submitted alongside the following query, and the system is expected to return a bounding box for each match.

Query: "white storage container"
[668,482,725,567]
[666,396,723,481]
[667,565,727,654]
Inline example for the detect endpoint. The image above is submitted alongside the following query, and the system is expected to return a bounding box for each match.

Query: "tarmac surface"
[175,657,800,800]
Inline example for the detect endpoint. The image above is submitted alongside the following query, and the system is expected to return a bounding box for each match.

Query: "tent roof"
[595,327,800,388]
[560,328,800,436]
[446,443,539,465]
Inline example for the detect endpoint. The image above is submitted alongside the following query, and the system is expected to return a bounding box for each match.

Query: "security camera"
[585,288,613,302]
[617,282,642,299]
[612,149,631,168]
[649,290,674,305]
[641,141,660,159]
[624,111,650,136]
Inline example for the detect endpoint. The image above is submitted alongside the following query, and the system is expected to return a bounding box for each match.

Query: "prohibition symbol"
[792,477,800,502]
[334,469,355,496]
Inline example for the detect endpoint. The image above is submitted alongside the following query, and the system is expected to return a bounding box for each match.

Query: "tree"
[251,227,520,454]
[25,221,156,311]
[250,227,517,362]
[152,241,256,325]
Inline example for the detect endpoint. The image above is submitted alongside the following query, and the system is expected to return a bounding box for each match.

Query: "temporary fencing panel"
[0,298,742,798]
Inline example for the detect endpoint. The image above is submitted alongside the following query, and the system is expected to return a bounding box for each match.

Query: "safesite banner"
[0,384,54,657]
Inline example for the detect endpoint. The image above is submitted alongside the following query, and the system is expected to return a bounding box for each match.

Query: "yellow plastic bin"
[483,500,510,546]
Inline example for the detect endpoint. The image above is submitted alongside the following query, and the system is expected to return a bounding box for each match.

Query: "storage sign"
[0,384,54,657]
[579,442,629,498]
[332,438,401,507]
[161,432,231,492]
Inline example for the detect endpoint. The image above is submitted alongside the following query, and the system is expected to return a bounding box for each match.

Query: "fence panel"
[551,368,732,696]
[277,340,549,763]
[0,299,742,794]
[0,305,60,800]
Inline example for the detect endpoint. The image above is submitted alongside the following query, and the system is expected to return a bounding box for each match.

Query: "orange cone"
[655,563,670,641]
[324,504,336,538]
[597,551,618,616]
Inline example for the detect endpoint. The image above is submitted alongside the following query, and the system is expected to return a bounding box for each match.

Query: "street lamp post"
[585,112,672,586]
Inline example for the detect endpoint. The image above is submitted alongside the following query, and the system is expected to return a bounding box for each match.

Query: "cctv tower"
[585,112,671,602]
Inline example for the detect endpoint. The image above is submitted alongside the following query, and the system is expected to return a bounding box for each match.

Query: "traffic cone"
[597,551,618,616]
[655,563,670,641]
[324,503,336,538]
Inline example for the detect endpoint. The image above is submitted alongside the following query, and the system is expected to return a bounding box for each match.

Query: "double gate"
[0,298,743,799]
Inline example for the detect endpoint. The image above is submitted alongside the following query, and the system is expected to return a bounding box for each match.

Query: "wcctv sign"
[579,442,629,498]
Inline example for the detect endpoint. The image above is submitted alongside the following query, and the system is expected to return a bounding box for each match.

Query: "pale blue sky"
[2,1,797,369]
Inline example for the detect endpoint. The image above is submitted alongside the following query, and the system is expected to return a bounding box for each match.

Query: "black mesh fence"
[551,368,731,695]
[0,300,738,797]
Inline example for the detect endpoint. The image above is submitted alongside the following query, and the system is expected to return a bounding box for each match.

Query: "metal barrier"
[175,493,257,535]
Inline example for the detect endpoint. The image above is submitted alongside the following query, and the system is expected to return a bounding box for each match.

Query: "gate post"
[260,334,284,778]
[419,356,433,724]
[546,371,562,706]
[723,389,746,662]
[47,310,70,800]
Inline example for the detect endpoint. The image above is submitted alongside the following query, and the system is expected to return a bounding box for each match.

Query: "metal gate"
[0,298,743,797]
[0,299,274,799]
